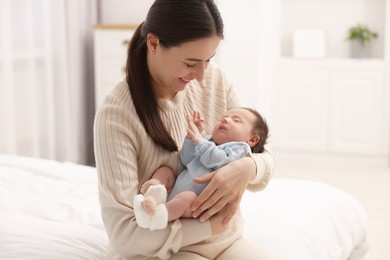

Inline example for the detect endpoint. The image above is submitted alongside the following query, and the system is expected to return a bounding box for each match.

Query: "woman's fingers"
[197,192,230,222]
[192,168,243,224]
[192,172,230,219]
[191,172,216,211]
[192,171,214,184]
[222,201,238,225]
[193,187,238,225]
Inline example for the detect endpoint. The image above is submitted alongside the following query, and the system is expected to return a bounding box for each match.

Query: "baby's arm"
[199,142,251,169]
[141,166,175,194]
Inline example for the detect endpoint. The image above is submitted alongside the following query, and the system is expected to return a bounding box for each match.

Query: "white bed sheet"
[0,155,369,259]
[0,155,107,259]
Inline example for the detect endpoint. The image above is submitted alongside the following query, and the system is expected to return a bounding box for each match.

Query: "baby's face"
[211,108,256,145]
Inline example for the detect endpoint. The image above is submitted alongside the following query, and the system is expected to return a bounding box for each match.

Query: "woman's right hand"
[209,205,229,235]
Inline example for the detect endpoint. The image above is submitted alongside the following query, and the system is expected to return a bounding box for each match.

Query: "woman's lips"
[179,77,190,83]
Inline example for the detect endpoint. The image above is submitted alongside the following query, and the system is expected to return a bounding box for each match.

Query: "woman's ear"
[146,33,160,53]
[248,135,260,147]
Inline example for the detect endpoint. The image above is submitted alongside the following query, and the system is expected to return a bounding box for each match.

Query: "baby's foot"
[141,179,162,194]
[133,191,168,230]
[142,196,157,216]
[144,184,167,204]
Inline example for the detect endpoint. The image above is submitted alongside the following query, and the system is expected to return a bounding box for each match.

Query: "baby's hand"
[186,114,204,145]
[140,179,161,194]
[192,111,205,133]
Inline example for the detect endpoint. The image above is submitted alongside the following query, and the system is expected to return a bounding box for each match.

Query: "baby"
[133,107,269,230]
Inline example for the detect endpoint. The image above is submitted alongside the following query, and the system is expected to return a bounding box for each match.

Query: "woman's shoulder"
[94,81,144,138]
[107,81,131,103]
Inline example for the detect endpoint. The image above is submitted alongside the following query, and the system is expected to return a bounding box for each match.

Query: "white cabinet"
[274,67,329,151]
[93,25,137,108]
[329,67,386,155]
[271,0,390,164]
[217,1,390,163]
[273,59,388,156]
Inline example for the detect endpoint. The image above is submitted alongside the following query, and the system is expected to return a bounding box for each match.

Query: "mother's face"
[146,34,221,99]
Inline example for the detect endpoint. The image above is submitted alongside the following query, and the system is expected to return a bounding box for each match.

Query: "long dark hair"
[126,0,224,152]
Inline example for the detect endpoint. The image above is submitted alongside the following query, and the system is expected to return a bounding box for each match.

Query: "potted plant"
[346,23,378,58]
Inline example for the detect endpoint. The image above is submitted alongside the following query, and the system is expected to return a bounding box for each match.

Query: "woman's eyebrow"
[185,53,216,62]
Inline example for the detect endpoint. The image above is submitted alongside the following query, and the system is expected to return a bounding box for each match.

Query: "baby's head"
[211,107,269,153]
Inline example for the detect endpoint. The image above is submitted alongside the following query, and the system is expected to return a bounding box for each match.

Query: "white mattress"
[0,155,369,259]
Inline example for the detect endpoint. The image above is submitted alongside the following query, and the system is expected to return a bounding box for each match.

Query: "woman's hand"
[209,204,230,235]
[191,157,256,226]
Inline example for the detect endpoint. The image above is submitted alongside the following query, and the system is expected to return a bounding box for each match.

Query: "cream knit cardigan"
[94,63,276,259]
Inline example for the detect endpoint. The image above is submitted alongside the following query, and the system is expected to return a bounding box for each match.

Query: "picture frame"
[292,28,327,58]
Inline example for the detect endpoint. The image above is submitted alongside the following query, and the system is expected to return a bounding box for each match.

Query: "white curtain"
[0,0,97,164]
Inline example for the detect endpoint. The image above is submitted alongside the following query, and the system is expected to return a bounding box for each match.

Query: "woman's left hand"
[191,157,256,226]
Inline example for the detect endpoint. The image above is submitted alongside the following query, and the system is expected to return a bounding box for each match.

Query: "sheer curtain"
[0,0,97,164]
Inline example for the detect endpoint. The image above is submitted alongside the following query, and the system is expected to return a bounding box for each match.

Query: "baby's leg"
[141,179,162,194]
[141,165,175,194]
[166,191,197,221]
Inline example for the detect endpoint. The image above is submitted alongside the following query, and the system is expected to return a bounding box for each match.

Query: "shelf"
[278,57,386,68]
[280,0,386,59]
[94,24,138,30]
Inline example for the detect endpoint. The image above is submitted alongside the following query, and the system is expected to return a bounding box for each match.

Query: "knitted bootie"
[133,184,168,230]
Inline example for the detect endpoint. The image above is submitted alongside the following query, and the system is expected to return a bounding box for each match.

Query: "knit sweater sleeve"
[246,146,276,191]
[94,84,211,259]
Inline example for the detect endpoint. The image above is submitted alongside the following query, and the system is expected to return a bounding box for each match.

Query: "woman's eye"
[186,63,196,68]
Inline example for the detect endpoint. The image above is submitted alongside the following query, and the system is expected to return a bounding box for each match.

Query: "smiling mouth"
[179,77,191,83]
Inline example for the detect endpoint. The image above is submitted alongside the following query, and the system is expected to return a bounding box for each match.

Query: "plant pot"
[349,41,372,59]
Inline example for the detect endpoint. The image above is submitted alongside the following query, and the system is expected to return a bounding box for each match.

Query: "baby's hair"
[242,107,269,153]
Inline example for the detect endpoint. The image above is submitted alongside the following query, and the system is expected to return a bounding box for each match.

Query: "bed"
[0,154,369,259]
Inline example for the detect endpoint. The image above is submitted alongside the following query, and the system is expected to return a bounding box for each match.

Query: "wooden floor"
[275,160,390,260]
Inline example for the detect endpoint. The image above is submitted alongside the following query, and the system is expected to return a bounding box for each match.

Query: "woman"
[94,0,276,259]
